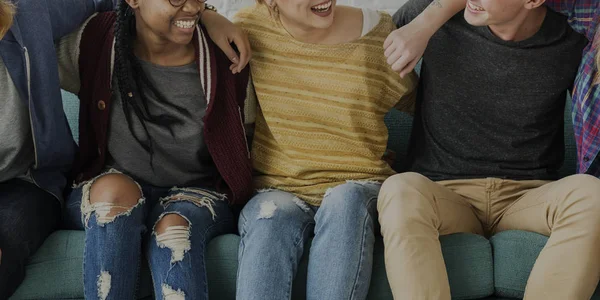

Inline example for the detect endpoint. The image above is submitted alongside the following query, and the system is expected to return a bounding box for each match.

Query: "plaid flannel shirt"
[545,0,600,176]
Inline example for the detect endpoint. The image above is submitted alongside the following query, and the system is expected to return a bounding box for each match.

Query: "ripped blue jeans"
[236,181,381,300]
[63,171,234,300]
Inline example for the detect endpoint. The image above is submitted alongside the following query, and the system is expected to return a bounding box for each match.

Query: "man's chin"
[464,13,488,27]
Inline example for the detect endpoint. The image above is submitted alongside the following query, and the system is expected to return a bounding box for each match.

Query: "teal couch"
[10,91,600,300]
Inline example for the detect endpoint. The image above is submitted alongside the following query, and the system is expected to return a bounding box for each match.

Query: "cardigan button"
[97,100,106,110]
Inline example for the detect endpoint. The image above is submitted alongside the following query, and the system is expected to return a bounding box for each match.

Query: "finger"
[383,32,396,49]
[384,42,396,58]
[386,47,403,67]
[391,52,412,73]
[233,34,251,72]
[217,38,241,65]
[399,57,420,78]
[231,63,241,74]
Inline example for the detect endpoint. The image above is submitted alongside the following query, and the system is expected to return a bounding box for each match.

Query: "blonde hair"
[256,0,278,17]
[0,0,15,38]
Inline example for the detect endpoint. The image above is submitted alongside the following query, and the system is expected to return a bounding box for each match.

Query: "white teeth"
[468,2,484,11]
[174,20,196,29]
[311,0,332,11]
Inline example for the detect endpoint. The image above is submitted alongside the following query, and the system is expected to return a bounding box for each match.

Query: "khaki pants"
[378,172,600,300]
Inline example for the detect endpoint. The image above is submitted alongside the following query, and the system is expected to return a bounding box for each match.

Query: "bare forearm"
[412,0,466,36]
[200,10,223,26]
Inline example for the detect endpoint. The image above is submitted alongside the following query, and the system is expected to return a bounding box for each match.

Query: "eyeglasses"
[168,0,207,7]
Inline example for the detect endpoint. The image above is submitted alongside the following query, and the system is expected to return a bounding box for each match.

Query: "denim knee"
[78,170,145,227]
[320,181,380,218]
[239,190,314,242]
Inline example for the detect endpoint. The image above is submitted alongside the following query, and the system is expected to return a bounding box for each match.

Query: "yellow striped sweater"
[236,5,418,206]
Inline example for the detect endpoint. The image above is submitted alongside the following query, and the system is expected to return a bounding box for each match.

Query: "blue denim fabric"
[236,181,380,300]
[65,178,234,300]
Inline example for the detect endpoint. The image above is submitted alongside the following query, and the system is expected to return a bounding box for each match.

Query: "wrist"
[411,13,438,37]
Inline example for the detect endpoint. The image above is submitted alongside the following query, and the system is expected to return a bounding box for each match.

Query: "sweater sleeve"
[55,14,95,95]
[394,71,418,115]
[48,0,115,40]
[378,14,419,114]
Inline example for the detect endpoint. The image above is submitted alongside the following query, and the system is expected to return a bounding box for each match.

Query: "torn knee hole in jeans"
[258,200,277,219]
[154,213,192,264]
[292,196,310,213]
[97,271,111,300]
[346,179,381,186]
[80,169,145,226]
[162,283,185,300]
[256,188,275,193]
[159,187,226,220]
[258,197,310,220]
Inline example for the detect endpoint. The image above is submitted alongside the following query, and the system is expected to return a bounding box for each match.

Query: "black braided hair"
[114,0,185,162]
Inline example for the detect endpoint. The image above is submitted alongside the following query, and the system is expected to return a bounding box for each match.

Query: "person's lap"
[0,178,60,299]
[378,172,600,299]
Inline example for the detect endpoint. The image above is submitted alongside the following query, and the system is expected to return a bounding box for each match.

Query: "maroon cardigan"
[72,12,253,205]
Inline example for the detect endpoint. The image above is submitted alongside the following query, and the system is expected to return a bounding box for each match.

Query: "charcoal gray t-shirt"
[0,56,35,183]
[107,59,218,187]
[395,0,587,181]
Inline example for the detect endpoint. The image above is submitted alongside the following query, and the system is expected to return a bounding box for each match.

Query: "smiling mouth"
[467,1,485,12]
[173,19,197,29]
[311,0,332,13]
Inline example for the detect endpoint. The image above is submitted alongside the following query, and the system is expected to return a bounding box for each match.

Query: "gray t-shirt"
[107,59,218,187]
[395,0,587,181]
[0,56,35,183]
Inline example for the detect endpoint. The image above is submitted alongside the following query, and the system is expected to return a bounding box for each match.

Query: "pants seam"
[349,196,376,300]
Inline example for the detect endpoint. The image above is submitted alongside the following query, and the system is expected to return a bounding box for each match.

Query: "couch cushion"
[62,90,79,144]
[491,230,600,299]
[12,231,493,300]
[441,234,494,299]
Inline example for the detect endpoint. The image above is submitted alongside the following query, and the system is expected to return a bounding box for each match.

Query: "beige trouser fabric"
[378,172,600,300]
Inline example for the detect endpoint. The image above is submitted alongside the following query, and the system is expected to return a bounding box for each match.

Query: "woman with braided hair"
[57,0,253,298]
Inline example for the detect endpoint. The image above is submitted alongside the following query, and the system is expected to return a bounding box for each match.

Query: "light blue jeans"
[64,175,234,300]
[236,181,380,300]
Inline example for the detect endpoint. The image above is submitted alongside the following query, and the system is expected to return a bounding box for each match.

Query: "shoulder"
[234,4,278,41]
[359,10,396,39]
[334,6,364,34]
[233,4,269,26]
[84,11,117,32]
[375,11,396,33]
[336,5,363,18]
[76,12,116,53]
